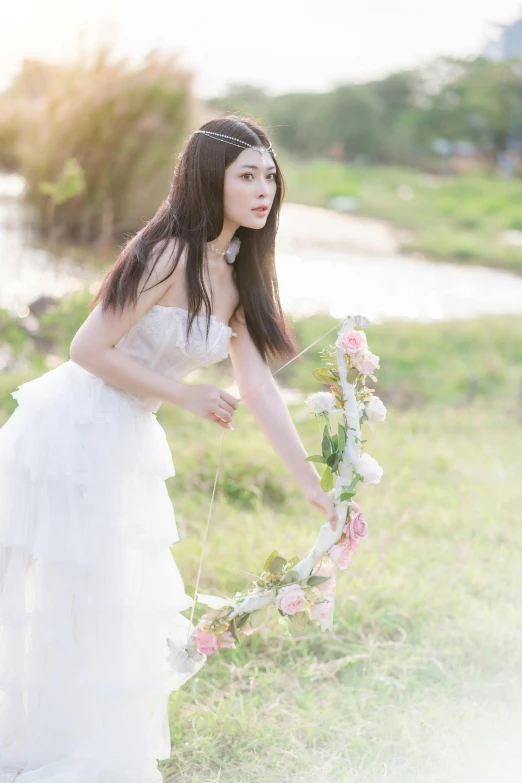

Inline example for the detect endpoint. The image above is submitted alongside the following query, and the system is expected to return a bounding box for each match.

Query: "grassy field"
[161,400,522,783]
[1,299,521,781]
[280,154,522,274]
[156,315,522,782]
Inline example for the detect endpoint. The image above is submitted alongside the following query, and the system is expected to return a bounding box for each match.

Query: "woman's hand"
[179,383,239,430]
[306,486,363,533]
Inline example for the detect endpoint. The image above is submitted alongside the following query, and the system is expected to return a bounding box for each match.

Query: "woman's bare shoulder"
[149,236,187,274]
[145,238,189,304]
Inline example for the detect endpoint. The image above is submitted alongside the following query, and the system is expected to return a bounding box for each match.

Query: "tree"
[423,57,522,161]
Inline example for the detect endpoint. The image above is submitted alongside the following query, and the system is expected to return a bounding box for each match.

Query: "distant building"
[483,15,522,60]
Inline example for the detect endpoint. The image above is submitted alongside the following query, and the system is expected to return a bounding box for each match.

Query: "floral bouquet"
[167,315,386,673]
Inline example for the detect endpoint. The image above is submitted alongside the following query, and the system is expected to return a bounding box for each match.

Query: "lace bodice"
[113,304,237,413]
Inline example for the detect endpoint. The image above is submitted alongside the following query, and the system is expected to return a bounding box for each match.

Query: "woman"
[0,115,342,782]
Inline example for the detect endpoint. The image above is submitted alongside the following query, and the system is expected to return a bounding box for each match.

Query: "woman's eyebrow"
[239,164,277,172]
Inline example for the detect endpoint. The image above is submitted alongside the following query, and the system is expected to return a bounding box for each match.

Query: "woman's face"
[223,147,278,229]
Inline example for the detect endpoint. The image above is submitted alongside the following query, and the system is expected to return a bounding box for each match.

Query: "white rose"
[367,395,386,421]
[305,391,341,415]
[363,395,387,431]
[355,453,383,484]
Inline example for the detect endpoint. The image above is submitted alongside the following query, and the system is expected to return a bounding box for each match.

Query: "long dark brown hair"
[89,113,299,362]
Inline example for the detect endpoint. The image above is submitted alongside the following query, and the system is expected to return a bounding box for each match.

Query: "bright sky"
[1,0,522,97]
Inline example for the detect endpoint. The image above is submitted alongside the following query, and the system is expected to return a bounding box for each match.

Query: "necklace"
[209,242,228,256]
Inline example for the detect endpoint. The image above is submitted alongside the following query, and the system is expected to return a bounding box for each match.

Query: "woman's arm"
[69,238,190,406]
[229,308,362,531]
[229,308,323,501]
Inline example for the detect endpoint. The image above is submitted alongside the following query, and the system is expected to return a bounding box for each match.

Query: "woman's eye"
[241,173,275,180]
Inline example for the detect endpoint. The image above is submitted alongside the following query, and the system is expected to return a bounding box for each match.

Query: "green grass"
[1,303,522,781]
[157,394,522,782]
[281,312,522,409]
[279,154,522,274]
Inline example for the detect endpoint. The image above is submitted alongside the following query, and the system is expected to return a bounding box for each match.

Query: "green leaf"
[340,491,356,501]
[263,550,279,572]
[287,611,308,635]
[338,423,346,452]
[326,452,340,472]
[311,368,337,384]
[228,624,240,643]
[322,422,335,459]
[307,575,332,587]
[345,475,361,493]
[305,454,326,464]
[236,612,251,628]
[249,606,269,628]
[320,465,334,492]
[322,431,333,458]
[39,157,86,206]
[326,452,337,469]
[347,367,359,384]
[281,568,299,585]
[332,434,338,450]
[268,556,287,576]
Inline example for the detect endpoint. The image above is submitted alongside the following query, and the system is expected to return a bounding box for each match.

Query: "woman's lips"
[252,206,268,214]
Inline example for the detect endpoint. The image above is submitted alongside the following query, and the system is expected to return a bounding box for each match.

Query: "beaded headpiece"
[193,129,276,164]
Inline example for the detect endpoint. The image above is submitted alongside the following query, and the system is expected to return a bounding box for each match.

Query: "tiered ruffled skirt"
[0,360,205,783]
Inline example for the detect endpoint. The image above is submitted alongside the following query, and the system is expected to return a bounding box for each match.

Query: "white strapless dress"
[0,304,236,783]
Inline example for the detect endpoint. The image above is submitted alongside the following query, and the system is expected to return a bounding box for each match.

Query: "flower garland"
[167,315,386,673]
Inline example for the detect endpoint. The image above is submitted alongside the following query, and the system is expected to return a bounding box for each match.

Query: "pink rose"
[313,559,337,595]
[328,543,353,570]
[194,627,220,656]
[309,597,335,632]
[217,630,236,649]
[336,329,368,357]
[344,508,368,544]
[341,528,359,551]
[275,584,308,615]
[241,622,255,636]
[353,350,380,375]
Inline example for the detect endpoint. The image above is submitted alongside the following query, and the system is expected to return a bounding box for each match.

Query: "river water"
[2,173,522,324]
